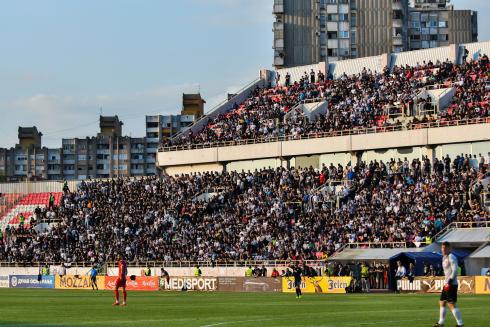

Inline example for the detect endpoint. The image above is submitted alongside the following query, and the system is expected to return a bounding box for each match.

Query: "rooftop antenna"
[100,107,103,116]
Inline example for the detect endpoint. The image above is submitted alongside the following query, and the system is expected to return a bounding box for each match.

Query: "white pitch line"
[200,318,281,327]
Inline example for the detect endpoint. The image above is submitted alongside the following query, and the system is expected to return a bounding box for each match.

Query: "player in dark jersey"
[113,254,128,306]
[293,265,302,299]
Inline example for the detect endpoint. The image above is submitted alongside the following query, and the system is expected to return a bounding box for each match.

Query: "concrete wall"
[276,62,326,85]
[159,148,218,167]
[165,163,223,176]
[226,158,284,172]
[218,142,282,162]
[158,123,489,171]
[362,146,426,163]
[281,136,351,157]
[0,180,79,194]
[427,124,488,146]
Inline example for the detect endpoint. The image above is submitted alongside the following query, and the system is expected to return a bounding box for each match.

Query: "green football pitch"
[0,289,488,327]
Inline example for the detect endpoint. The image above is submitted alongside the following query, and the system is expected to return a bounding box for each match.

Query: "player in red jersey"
[112,254,128,306]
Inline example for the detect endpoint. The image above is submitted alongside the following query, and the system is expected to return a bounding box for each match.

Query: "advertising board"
[282,277,351,294]
[217,277,282,292]
[160,277,217,291]
[105,276,158,291]
[475,276,490,294]
[397,276,475,294]
[55,275,105,290]
[9,275,55,289]
[0,276,9,288]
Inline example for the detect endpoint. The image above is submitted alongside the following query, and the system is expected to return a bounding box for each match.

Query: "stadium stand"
[0,154,487,264]
[0,192,62,230]
[162,53,489,150]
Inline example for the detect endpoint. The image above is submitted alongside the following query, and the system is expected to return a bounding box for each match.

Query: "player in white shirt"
[395,260,406,293]
[434,242,463,327]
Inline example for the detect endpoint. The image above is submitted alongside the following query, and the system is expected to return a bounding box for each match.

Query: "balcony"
[274,57,284,67]
[146,137,159,143]
[273,4,283,14]
[392,0,403,10]
[273,22,284,31]
[392,19,403,28]
[273,38,284,49]
[393,35,403,46]
[146,127,159,133]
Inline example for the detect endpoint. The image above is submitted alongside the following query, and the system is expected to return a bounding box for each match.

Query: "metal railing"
[160,117,490,152]
[433,220,490,242]
[0,259,326,268]
[170,78,262,141]
[342,241,430,249]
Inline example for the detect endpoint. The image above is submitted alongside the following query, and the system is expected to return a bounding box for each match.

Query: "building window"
[327,48,338,56]
[339,31,349,38]
[327,14,338,21]
[439,21,448,28]
[339,14,348,21]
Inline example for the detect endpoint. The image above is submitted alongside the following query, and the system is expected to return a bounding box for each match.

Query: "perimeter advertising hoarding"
[104,276,159,291]
[55,275,105,290]
[9,275,55,289]
[159,277,218,291]
[217,277,282,292]
[397,276,475,294]
[0,276,9,288]
[282,277,351,294]
[475,276,490,294]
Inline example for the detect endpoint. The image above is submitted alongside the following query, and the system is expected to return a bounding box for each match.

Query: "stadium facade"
[273,0,478,68]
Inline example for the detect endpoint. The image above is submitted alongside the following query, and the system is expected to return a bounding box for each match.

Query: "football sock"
[438,306,446,325]
[123,291,127,303]
[114,290,119,302]
[451,307,463,325]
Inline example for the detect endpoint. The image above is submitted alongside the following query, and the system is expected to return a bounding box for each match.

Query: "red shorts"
[115,278,127,288]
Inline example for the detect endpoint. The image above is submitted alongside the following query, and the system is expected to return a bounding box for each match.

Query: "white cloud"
[0,83,202,148]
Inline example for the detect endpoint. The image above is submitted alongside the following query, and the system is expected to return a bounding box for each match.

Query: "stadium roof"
[469,245,490,259]
[438,228,490,245]
[331,248,424,262]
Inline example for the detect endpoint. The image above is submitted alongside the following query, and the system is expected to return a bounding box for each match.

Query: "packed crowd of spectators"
[163,55,489,149]
[0,153,487,264]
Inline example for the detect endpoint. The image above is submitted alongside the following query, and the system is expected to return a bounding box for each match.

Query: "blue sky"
[0,0,488,147]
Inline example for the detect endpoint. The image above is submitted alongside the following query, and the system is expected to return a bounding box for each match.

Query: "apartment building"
[273,0,477,68]
[145,93,204,145]
[0,116,157,181]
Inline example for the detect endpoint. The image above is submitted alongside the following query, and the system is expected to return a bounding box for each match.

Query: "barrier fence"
[0,275,488,294]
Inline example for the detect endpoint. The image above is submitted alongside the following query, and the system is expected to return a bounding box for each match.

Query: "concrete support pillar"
[350,151,361,166]
[281,157,291,169]
[425,146,435,162]
[381,53,391,70]
[449,44,459,64]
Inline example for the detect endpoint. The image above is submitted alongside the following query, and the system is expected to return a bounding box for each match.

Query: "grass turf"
[0,289,488,327]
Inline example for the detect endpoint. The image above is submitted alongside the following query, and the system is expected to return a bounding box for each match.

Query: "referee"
[89,265,98,290]
[434,242,463,327]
